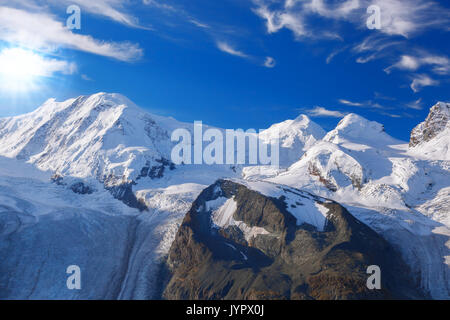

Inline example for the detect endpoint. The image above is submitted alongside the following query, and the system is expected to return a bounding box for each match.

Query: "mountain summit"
[410,102,450,147]
[409,102,450,160]
[0,93,174,181]
[324,113,399,146]
[259,114,325,167]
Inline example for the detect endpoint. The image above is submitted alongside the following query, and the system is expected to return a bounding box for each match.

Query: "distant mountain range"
[0,93,448,299]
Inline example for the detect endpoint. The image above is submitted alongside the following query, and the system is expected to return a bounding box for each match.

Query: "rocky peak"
[410,102,450,147]
[162,179,426,300]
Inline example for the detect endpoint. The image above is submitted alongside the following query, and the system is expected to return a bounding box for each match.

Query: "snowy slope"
[0,155,232,299]
[0,93,174,181]
[272,114,406,194]
[237,179,332,231]
[0,156,140,299]
[259,114,325,167]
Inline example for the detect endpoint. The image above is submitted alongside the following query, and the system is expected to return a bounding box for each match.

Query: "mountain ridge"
[0,92,448,299]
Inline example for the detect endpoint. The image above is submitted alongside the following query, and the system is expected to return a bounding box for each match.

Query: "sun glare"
[0,48,45,92]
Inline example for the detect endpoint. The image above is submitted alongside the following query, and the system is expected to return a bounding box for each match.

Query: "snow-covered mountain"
[259,114,325,167]
[0,93,448,299]
[409,102,450,160]
[0,93,175,181]
[267,110,450,298]
[272,113,405,192]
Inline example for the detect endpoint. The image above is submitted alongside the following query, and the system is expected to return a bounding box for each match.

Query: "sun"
[0,48,46,92]
[0,48,45,78]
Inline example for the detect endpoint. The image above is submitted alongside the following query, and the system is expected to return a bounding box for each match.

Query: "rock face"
[410,102,450,147]
[162,180,425,300]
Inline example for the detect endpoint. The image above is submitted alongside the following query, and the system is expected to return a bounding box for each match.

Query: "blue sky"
[0,0,449,140]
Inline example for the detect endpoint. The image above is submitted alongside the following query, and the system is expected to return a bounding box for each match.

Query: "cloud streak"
[252,0,450,39]
[307,106,347,118]
[385,52,450,75]
[405,98,423,110]
[216,41,249,58]
[338,99,364,107]
[0,6,143,62]
[54,0,146,29]
[410,74,439,92]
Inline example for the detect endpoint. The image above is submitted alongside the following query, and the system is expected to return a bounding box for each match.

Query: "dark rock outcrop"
[105,181,147,211]
[410,102,450,147]
[51,174,95,195]
[162,180,426,300]
[137,158,175,181]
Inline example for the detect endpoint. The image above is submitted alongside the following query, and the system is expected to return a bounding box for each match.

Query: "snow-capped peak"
[258,114,325,167]
[261,114,325,138]
[0,92,175,181]
[293,114,313,124]
[333,113,384,135]
[324,113,399,145]
[34,92,139,116]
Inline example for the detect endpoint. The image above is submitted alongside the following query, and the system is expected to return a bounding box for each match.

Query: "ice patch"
[209,197,270,241]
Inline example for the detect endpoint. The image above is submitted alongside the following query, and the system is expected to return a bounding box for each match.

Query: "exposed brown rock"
[161,180,426,300]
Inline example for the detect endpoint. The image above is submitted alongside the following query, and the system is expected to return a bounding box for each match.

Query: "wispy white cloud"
[338,99,364,107]
[338,98,389,110]
[252,0,450,96]
[368,0,449,37]
[410,74,439,92]
[0,6,143,62]
[337,97,406,118]
[252,0,449,86]
[263,56,276,68]
[189,19,210,29]
[217,42,276,68]
[405,98,423,110]
[2,0,147,29]
[421,55,450,75]
[326,46,348,64]
[385,55,420,72]
[379,111,402,118]
[352,35,404,64]
[307,106,347,118]
[305,0,360,19]
[216,41,249,58]
[252,0,450,39]
[253,3,309,38]
[53,0,146,29]
[143,0,178,12]
[81,74,93,81]
[385,53,450,74]
[143,0,211,30]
